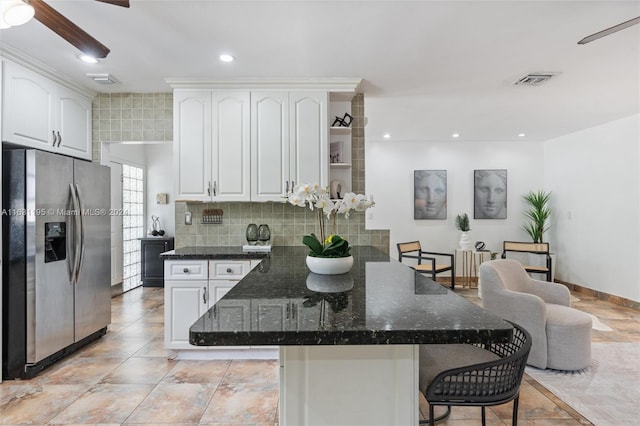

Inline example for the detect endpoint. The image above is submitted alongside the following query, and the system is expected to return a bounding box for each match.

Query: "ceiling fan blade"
[578,16,640,44]
[26,0,110,58]
[95,0,130,7]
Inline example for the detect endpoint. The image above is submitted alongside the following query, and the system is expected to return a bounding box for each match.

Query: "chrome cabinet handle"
[285,181,289,193]
[203,287,207,304]
[207,181,211,196]
[56,131,62,147]
[52,130,57,146]
[213,181,217,196]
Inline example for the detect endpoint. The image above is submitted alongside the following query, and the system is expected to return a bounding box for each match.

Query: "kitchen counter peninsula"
[183,246,512,426]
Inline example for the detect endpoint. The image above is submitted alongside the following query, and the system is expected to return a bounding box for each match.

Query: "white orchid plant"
[288,183,375,258]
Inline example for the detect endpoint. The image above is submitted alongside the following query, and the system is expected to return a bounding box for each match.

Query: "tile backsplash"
[92,92,173,161]
[174,201,390,254]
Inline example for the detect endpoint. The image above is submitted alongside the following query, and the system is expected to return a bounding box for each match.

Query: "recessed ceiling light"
[452,133,460,138]
[79,54,98,64]
[518,133,526,137]
[219,54,235,62]
[383,133,391,139]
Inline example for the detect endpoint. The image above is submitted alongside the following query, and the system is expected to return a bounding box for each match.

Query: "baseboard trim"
[111,282,123,298]
[555,279,640,310]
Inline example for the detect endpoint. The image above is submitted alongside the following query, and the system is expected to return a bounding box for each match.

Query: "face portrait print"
[414,170,447,219]
[474,170,507,219]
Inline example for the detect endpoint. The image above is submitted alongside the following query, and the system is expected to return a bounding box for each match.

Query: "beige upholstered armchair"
[479,259,591,370]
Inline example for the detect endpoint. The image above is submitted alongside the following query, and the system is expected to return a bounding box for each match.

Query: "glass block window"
[122,164,144,292]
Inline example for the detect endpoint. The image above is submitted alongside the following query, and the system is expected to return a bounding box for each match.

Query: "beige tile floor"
[0,285,638,425]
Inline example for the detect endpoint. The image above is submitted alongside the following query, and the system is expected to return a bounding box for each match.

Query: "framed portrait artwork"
[414,170,447,220]
[474,169,507,219]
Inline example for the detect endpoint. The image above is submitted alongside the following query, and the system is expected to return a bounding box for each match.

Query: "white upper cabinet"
[290,91,328,191]
[57,85,92,159]
[251,91,328,202]
[169,80,354,203]
[212,91,251,201]
[173,90,212,201]
[2,60,92,160]
[251,91,290,201]
[174,90,251,202]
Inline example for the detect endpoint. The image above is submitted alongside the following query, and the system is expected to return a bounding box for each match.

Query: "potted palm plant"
[522,190,551,243]
[522,190,554,280]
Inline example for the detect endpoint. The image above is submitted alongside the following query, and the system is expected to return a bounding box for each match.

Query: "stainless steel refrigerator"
[2,148,111,379]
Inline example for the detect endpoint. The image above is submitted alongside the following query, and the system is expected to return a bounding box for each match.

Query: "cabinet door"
[212,91,251,201]
[173,90,212,201]
[57,86,92,160]
[251,91,290,201]
[2,60,56,149]
[209,279,236,304]
[141,239,170,286]
[164,280,208,349]
[289,91,328,188]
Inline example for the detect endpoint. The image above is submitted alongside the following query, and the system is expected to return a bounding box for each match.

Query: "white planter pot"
[459,232,472,250]
[306,255,353,275]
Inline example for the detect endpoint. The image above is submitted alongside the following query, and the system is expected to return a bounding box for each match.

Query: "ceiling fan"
[24,0,130,58]
[578,16,640,44]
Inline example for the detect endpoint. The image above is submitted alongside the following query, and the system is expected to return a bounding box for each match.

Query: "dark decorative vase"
[246,223,258,245]
[257,224,271,245]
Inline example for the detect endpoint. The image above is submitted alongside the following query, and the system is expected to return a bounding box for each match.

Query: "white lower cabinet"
[165,280,209,348]
[164,258,274,358]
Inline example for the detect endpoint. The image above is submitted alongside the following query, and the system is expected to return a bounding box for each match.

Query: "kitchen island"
[178,246,512,426]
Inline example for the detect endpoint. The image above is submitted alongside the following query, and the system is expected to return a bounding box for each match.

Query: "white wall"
[145,143,175,236]
[544,114,640,302]
[366,139,544,258]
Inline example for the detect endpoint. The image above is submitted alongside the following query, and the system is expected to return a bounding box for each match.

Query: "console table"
[455,248,491,288]
[188,246,512,426]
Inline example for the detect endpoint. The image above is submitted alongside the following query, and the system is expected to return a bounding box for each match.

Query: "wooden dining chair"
[397,241,455,289]
[502,241,552,282]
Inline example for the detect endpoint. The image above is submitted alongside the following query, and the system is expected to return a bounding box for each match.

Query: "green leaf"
[522,190,551,243]
[302,234,324,256]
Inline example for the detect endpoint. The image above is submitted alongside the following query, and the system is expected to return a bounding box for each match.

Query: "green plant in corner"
[522,190,551,243]
[455,213,471,232]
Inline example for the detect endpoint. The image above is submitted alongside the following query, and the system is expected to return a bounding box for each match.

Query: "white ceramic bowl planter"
[306,255,354,275]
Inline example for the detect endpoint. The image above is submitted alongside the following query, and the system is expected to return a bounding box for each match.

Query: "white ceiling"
[0,0,638,142]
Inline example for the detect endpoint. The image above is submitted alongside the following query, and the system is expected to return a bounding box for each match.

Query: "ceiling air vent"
[513,73,558,86]
[86,73,118,85]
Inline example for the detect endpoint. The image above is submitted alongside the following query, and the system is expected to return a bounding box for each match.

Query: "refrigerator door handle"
[74,184,86,283]
[70,184,83,283]
[67,183,77,284]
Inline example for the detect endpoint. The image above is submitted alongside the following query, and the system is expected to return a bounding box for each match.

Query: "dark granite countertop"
[161,245,269,260]
[189,246,512,346]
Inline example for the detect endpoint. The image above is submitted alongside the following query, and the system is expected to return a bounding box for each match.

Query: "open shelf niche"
[328,94,353,199]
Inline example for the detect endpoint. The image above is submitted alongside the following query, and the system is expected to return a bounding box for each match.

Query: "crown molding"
[0,44,98,99]
[165,77,362,93]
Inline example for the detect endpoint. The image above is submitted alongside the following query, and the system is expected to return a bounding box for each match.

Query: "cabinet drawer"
[165,260,208,280]
[210,260,251,280]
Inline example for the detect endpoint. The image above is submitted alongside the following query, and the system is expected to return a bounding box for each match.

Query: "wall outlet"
[185,211,192,225]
